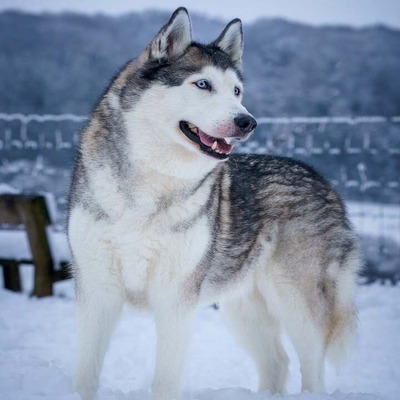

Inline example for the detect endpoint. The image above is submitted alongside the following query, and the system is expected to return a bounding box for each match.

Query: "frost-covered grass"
[0,273,399,400]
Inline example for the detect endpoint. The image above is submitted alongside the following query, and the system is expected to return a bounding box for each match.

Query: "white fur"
[70,151,215,400]
[70,181,212,399]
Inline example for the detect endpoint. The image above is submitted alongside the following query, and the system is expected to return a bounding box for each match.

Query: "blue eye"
[194,79,211,90]
[234,86,241,96]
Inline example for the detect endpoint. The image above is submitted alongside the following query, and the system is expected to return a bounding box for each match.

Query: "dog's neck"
[133,159,219,200]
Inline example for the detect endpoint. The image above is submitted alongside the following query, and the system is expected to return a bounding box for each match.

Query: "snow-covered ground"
[0,270,399,400]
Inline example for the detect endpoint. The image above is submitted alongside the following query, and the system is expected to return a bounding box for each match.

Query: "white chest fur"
[71,164,213,302]
[115,199,211,295]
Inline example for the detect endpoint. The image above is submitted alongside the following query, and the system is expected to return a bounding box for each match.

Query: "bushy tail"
[326,305,358,369]
[326,256,360,369]
[326,233,361,369]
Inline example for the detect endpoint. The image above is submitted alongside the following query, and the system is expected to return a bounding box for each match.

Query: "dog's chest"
[114,185,212,293]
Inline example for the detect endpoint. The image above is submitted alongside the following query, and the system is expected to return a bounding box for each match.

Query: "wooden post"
[17,196,54,297]
[1,260,21,292]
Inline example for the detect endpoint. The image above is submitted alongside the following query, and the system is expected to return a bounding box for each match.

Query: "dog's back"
[220,155,359,378]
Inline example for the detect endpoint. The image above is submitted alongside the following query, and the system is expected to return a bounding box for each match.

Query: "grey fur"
[150,154,358,294]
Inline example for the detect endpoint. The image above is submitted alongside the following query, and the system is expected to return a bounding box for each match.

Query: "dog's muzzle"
[179,114,257,161]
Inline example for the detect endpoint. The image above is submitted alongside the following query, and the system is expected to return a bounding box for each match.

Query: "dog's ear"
[212,19,243,69]
[149,7,192,60]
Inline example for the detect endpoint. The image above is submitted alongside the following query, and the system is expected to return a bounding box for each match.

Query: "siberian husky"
[68,7,361,400]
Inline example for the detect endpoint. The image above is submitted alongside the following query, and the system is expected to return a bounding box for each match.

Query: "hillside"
[1,10,400,117]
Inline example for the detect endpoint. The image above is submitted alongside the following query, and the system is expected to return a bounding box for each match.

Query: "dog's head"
[115,8,256,169]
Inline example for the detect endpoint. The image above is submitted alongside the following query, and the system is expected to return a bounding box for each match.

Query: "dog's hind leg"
[72,250,123,400]
[275,258,358,393]
[219,286,289,394]
[265,275,326,393]
[283,311,326,392]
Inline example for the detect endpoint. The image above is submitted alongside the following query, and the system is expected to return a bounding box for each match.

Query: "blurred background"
[0,0,399,284]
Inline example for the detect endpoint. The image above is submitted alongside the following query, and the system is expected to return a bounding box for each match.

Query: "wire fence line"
[0,112,399,199]
[1,112,399,123]
[1,113,400,150]
[0,113,399,282]
[238,117,400,197]
[1,112,399,194]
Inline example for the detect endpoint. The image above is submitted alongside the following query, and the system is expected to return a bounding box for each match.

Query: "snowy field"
[1,271,399,400]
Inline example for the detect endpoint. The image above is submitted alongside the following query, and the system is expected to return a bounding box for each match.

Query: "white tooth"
[211,141,218,151]
[187,122,195,129]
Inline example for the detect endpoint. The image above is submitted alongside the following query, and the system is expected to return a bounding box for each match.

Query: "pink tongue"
[198,131,233,154]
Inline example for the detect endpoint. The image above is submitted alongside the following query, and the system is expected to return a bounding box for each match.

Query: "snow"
[0,183,21,194]
[347,202,400,245]
[0,229,69,265]
[0,269,399,400]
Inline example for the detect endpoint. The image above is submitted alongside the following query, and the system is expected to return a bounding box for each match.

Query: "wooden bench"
[0,194,70,297]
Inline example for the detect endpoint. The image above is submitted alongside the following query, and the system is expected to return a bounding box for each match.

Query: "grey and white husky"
[68,7,361,400]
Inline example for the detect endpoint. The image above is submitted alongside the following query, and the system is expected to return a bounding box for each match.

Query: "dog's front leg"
[151,305,195,400]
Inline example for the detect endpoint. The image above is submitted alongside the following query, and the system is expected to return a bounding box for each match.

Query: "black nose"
[234,114,257,134]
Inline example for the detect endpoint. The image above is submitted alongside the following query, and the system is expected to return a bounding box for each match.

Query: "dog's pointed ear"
[149,7,192,60]
[212,19,243,69]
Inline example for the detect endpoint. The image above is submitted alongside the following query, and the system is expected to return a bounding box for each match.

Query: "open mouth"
[179,121,234,160]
